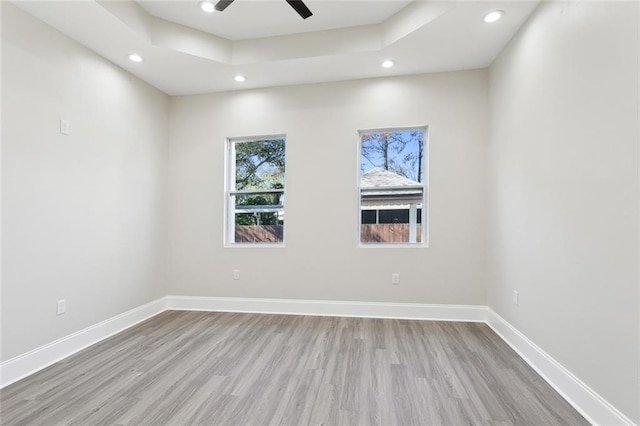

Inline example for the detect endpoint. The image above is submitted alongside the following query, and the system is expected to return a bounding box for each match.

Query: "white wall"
[167,71,488,305]
[487,1,639,422]
[1,3,169,361]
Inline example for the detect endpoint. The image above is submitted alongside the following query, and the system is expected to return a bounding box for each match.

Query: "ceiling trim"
[98,0,454,64]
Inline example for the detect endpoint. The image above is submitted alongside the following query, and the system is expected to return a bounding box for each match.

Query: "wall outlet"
[391,273,400,285]
[513,290,519,306]
[56,299,66,315]
[233,269,240,280]
[60,119,70,135]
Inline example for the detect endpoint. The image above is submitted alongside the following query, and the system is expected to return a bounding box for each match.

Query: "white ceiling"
[138,1,413,40]
[12,0,540,96]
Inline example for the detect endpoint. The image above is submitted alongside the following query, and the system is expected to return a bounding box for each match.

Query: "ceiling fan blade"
[285,0,313,19]
[215,0,235,12]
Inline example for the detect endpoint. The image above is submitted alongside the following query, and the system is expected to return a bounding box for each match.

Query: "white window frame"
[224,134,286,248]
[357,126,429,248]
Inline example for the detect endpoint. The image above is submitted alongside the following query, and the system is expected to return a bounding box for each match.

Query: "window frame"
[224,134,287,248]
[357,126,429,248]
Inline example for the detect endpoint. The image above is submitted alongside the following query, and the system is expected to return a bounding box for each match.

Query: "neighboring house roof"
[361,167,420,187]
[361,167,423,206]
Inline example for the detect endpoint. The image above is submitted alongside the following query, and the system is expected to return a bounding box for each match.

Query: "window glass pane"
[378,209,409,224]
[361,210,377,224]
[233,192,284,243]
[228,136,286,245]
[235,139,285,191]
[359,129,425,245]
[360,131,424,183]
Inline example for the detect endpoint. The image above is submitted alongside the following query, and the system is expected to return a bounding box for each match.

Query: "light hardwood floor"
[1,311,588,425]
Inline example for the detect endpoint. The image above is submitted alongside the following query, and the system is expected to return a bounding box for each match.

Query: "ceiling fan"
[214,0,313,19]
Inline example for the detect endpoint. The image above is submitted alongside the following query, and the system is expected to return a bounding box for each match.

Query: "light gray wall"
[1,4,169,361]
[487,1,639,422]
[167,71,489,304]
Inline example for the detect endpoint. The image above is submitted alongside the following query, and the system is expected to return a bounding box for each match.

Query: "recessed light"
[128,54,144,63]
[381,60,395,69]
[483,10,505,23]
[199,1,215,13]
[234,75,247,82]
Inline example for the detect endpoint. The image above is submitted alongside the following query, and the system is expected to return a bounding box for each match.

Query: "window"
[358,127,427,245]
[226,136,286,245]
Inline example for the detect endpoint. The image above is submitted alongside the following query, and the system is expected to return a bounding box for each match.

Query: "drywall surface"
[488,1,639,422]
[167,71,489,305]
[1,4,169,361]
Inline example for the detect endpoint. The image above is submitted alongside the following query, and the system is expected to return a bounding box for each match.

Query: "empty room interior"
[1,0,639,424]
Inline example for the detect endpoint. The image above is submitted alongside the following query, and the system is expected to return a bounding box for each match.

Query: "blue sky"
[360,130,424,182]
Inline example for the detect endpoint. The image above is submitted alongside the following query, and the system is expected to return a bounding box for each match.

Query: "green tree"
[234,139,285,226]
[235,192,283,226]
[235,139,285,190]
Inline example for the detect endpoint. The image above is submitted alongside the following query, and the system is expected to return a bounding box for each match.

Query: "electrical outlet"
[56,299,66,315]
[233,269,240,280]
[513,290,519,306]
[60,119,70,135]
[391,273,400,285]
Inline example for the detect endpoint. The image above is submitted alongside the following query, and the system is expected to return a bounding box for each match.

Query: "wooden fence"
[361,224,422,243]
[235,225,284,243]
[235,224,419,243]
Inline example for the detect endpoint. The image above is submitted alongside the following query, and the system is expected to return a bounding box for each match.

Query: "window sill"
[224,243,286,249]
[358,243,429,249]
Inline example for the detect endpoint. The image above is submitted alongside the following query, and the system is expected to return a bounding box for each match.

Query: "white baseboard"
[1,296,633,426]
[0,297,168,388]
[166,295,487,322]
[486,308,635,426]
